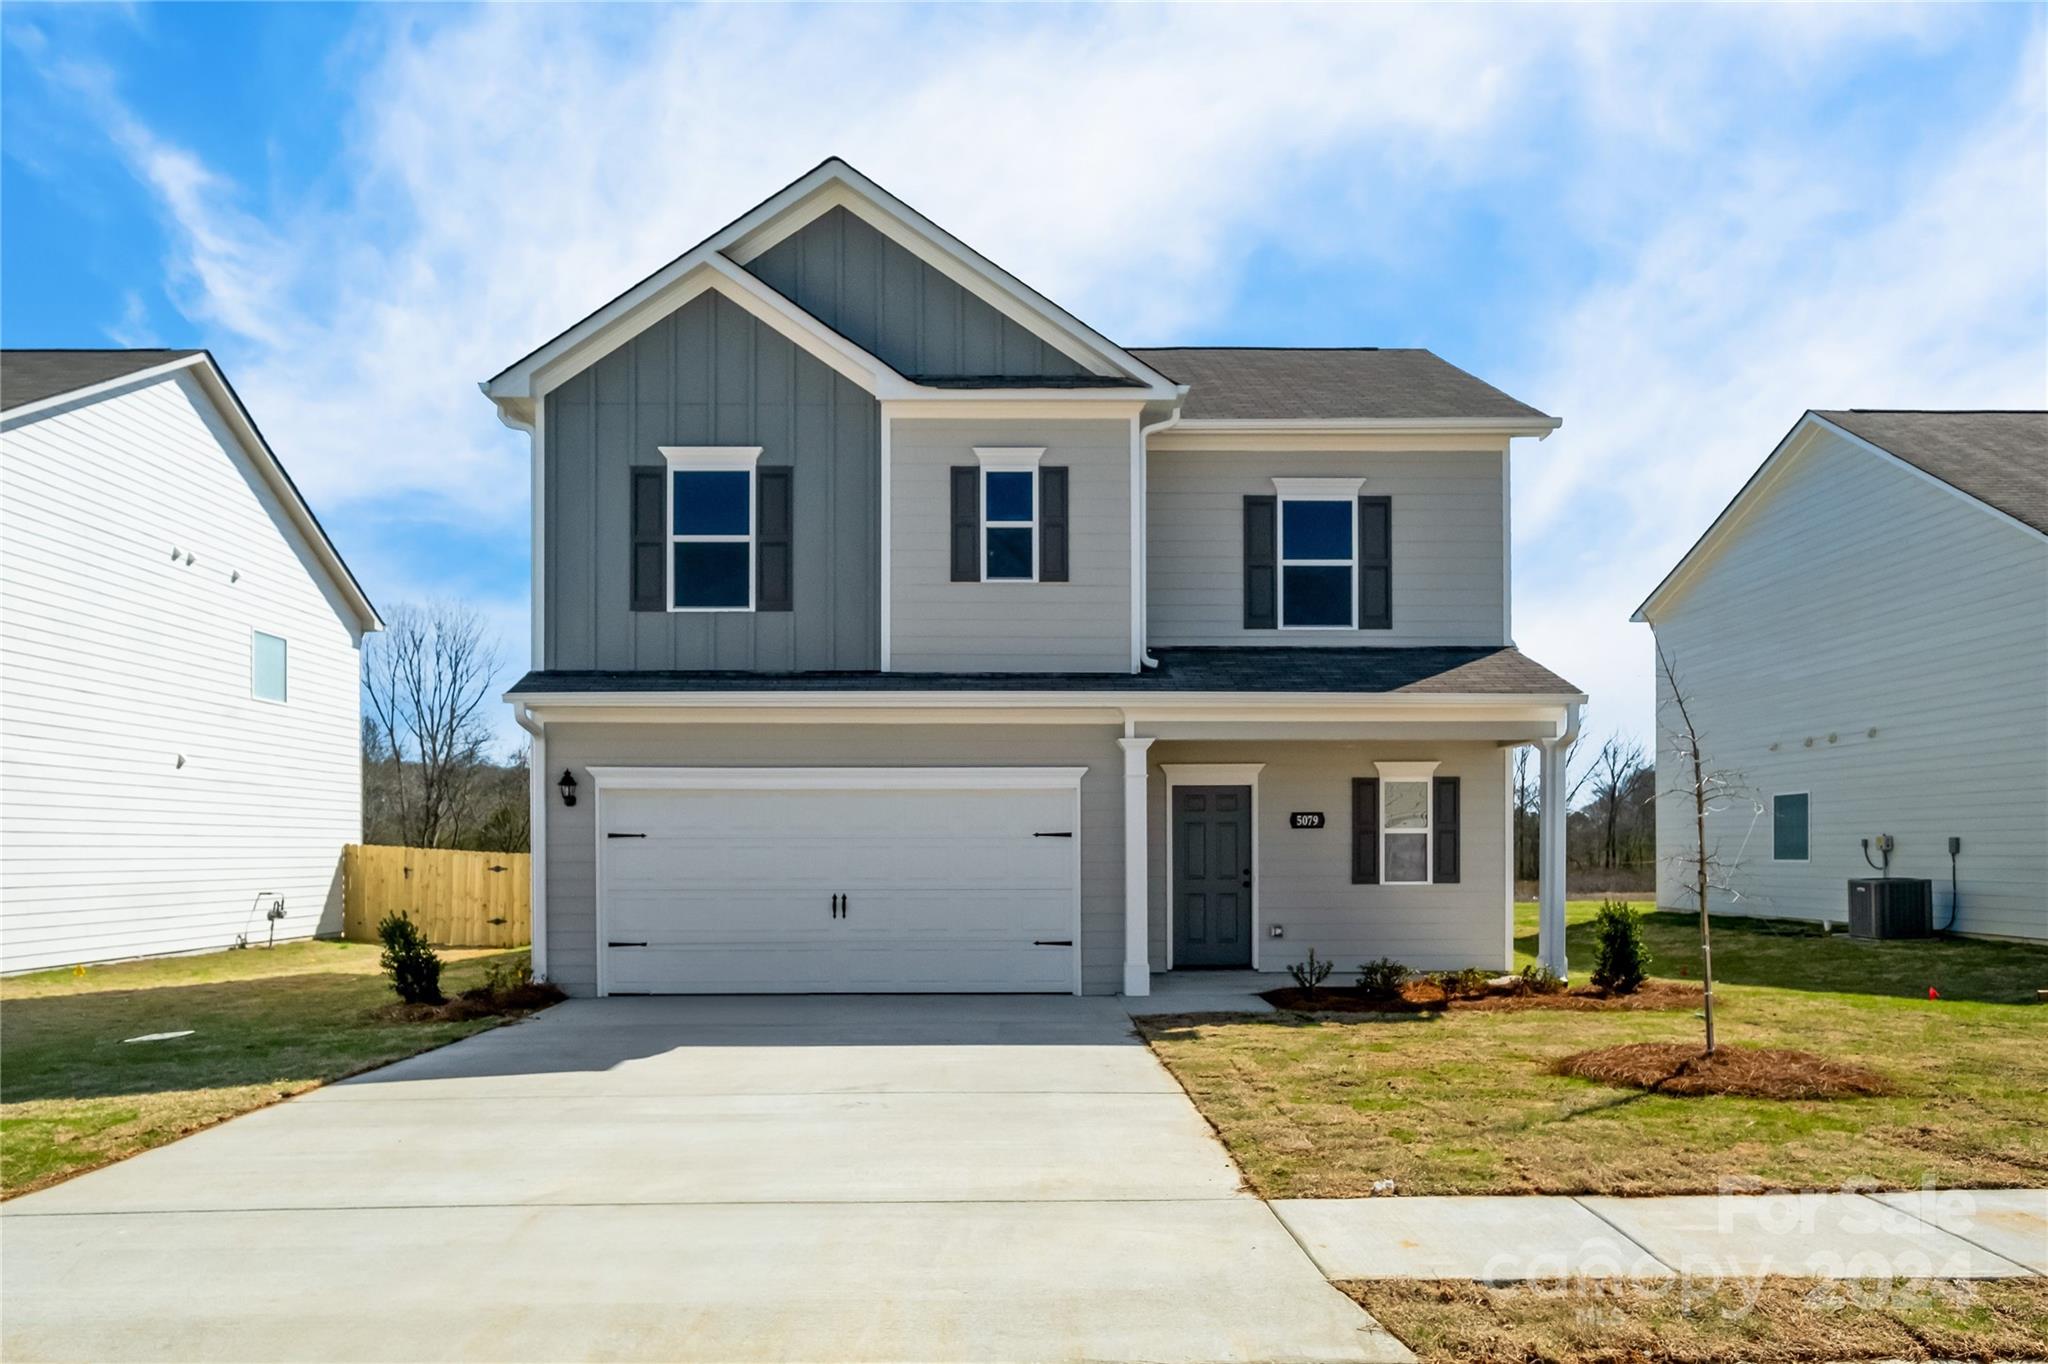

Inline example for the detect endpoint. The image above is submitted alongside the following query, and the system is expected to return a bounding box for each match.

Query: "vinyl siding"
[890,418,1132,672]
[1649,425,2048,942]
[1147,449,1508,646]
[746,207,1089,379]
[544,290,880,671]
[540,723,1126,996]
[0,372,363,972]
[1145,741,1512,973]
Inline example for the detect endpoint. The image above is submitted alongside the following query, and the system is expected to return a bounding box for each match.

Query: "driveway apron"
[1,995,1408,1363]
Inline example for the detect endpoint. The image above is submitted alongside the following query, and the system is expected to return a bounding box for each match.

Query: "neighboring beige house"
[1636,409,2047,942]
[485,159,1588,997]
[0,350,382,972]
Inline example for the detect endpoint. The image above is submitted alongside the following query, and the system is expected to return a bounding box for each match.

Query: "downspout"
[1137,395,1187,669]
[512,701,549,983]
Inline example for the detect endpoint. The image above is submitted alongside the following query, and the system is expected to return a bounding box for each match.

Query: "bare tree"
[1586,733,1649,870]
[1656,643,1761,1055]
[362,602,505,849]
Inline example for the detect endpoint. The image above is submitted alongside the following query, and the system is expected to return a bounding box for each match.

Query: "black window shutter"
[1358,495,1391,630]
[1351,777,1380,884]
[756,467,793,612]
[630,467,666,612]
[1433,775,1461,884]
[950,466,980,582]
[1039,466,1069,582]
[1243,495,1277,629]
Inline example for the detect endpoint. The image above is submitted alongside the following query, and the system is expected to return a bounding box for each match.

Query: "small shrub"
[1516,963,1567,996]
[481,952,533,996]
[1427,967,1493,999]
[1357,957,1408,998]
[376,912,444,1005]
[1287,948,1334,993]
[1590,899,1651,995]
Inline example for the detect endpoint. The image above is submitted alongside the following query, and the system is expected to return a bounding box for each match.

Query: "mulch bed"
[1552,1041,1894,1100]
[370,981,566,1024]
[1262,978,1703,1015]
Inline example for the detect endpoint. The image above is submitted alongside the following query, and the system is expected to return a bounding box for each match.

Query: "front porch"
[1114,707,1581,997]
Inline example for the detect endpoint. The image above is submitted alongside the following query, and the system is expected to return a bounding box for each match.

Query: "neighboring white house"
[0,350,382,972]
[1636,409,2047,943]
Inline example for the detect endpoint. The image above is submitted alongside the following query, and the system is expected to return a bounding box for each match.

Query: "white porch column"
[1536,703,1582,979]
[1117,736,1156,996]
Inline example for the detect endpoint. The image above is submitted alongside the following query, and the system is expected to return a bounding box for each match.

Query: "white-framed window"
[251,630,288,704]
[1274,476,1364,629]
[1773,792,1810,862]
[1376,760,1437,885]
[662,446,762,612]
[976,446,1044,582]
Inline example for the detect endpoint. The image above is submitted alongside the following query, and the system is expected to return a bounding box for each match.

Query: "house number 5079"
[1290,812,1326,829]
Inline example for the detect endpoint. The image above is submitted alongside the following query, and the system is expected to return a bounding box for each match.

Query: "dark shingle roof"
[1129,347,1553,424]
[1816,410,2047,535]
[508,646,1581,698]
[1,349,204,413]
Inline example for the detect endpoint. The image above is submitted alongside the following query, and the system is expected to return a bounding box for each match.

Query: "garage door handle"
[608,941,647,948]
[1033,831,1073,838]
[606,832,646,839]
[1034,940,1073,947]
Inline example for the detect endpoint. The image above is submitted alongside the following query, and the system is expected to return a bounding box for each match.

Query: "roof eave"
[1173,416,1561,439]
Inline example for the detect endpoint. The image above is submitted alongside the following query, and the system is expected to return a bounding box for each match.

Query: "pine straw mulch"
[1551,1041,1895,1100]
[369,980,566,1025]
[1262,978,1703,1015]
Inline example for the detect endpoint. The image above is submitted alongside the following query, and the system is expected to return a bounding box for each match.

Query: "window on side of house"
[1274,477,1365,629]
[251,630,288,704]
[664,447,761,611]
[1773,792,1810,862]
[976,447,1044,582]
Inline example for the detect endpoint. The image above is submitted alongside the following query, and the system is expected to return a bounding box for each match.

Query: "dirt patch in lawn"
[1553,1041,1894,1100]
[1345,1277,2048,1364]
[369,980,565,1024]
[1263,978,1703,1015]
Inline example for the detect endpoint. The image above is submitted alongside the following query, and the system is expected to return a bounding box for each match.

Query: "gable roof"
[482,158,1181,411]
[1814,410,2047,535]
[2,349,205,413]
[1132,347,1556,429]
[1633,408,2048,623]
[1,348,382,633]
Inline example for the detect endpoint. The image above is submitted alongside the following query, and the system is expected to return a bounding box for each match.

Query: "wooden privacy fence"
[342,844,531,948]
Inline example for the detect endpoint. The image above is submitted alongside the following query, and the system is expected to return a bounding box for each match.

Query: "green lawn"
[1141,901,2048,1196]
[1,941,528,1197]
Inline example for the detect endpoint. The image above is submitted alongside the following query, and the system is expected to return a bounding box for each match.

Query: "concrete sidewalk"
[1272,1189,2048,1281]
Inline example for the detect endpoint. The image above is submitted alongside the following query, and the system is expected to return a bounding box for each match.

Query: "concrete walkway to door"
[0,995,1409,1364]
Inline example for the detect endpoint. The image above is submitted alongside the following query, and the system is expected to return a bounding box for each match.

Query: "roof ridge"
[1128,345,1417,353]
[1822,408,2048,416]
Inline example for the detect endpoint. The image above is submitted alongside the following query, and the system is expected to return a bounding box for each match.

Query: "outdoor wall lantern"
[558,769,578,807]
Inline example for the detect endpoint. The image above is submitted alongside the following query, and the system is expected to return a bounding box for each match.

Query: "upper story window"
[976,446,1044,583]
[663,446,762,612]
[251,630,288,704]
[1275,477,1365,629]
[1772,792,1810,862]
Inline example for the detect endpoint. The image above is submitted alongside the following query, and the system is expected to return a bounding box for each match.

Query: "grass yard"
[1347,1276,2048,1364]
[1139,901,2048,1196]
[1,941,531,1197]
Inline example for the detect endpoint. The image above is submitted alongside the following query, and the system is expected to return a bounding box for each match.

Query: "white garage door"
[594,768,1083,994]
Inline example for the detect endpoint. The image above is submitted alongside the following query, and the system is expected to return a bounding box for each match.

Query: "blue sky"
[5,3,2043,756]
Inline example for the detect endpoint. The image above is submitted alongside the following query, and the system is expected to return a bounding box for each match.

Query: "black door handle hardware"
[1033,831,1074,838]
[607,941,648,948]
[606,832,647,839]
[1033,939,1073,947]
[843,894,849,918]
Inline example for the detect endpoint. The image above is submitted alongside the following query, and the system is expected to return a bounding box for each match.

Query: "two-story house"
[485,160,1585,997]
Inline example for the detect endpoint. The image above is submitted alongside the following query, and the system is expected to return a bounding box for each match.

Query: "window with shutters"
[662,446,761,612]
[975,447,1044,582]
[1273,477,1365,629]
[1376,761,1437,885]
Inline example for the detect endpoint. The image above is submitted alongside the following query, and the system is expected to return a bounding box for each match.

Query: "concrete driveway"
[0,995,1407,1363]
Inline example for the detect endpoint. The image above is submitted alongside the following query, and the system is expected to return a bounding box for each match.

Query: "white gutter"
[512,702,549,983]
[1136,400,1187,669]
[507,688,1589,713]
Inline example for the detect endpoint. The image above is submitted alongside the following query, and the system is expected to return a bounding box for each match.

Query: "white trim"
[1634,411,2048,623]
[1771,790,1811,864]
[513,691,1588,717]
[0,353,210,423]
[529,399,546,664]
[513,704,549,982]
[1500,447,1513,645]
[249,629,288,705]
[972,446,1047,470]
[1276,488,1360,631]
[1501,746,1515,970]
[879,416,893,671]
[884,397,1155,419]
[662,448,762,614]
[1172,417,1560,438]
[1151,430,1514,454]
[1160,763,1265,972]
[587,764,1087,998]
[1117,737,1155,995]
[1375,761,1438,887]
[977,458,1040,584]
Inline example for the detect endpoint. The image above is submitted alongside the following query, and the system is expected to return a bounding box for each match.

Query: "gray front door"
[1173,786,1253,967]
